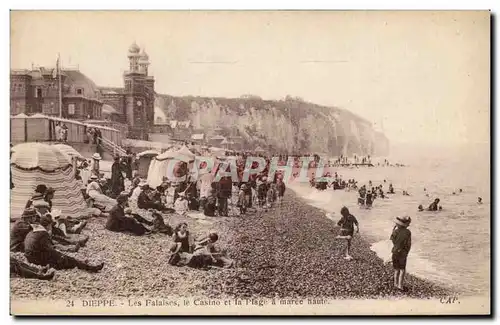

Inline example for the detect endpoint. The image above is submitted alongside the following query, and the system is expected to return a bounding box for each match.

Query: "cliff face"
[155,94,390,156]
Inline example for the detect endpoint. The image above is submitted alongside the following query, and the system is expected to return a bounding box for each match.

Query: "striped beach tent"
[10,142,88,219]
[53,143,86,161]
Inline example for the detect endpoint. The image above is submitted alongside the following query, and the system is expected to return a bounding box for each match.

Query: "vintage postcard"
[9,10,490,316]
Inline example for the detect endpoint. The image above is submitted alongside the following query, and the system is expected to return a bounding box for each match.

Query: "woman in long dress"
[86,175,116,211]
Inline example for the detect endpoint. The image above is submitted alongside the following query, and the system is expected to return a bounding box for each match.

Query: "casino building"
[10,42,156,140]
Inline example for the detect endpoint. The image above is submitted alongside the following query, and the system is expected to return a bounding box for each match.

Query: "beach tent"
[147,146,196,188]
[136,149,160,178]
[11,113,29,142]
[10,142,89,219]
[53,143,86,161]
[254,146,265,152]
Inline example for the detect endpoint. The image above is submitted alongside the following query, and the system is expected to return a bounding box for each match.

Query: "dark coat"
[24,229,55,265]
[106,204,126,231]
[10,220,32,252]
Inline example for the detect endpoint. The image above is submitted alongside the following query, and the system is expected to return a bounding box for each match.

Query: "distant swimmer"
[452,192,456,195]
[388,184,395,194]
[478,197,483,204]
[459,189,463,193]
[424,188,427,192]
[428,198,440,211]
[418,204,424,212]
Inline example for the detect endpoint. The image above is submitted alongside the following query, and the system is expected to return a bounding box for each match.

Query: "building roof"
[63,70,101,101]
[99,87,124,95]
[102,104,119,116]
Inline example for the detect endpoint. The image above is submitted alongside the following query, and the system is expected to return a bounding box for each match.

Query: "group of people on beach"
[10,143,301,281]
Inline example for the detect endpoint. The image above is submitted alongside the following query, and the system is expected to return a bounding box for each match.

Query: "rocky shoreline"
[11,191,452,300]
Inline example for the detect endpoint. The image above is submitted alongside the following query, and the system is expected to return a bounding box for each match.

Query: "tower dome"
[128,42,140,54]
[139,49,149,61]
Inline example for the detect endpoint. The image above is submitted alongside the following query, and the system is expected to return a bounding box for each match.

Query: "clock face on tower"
[137,100,142,107]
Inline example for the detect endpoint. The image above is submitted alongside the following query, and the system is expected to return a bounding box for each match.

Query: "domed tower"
[127,41,141,73]
[138,49,150,75]
[124,42,155,140]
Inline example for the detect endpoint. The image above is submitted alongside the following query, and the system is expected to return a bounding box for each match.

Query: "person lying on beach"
[390,216,412,291]
[336,207,359,260]
[10,255,55,280]
[24,215,104,273]
[86,175,116,211]
[428,198,440,211]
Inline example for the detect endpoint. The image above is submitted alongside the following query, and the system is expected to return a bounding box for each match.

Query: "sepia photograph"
[8,10,491,316]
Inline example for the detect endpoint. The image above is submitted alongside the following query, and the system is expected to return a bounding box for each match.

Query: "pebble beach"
[11,191,452,301]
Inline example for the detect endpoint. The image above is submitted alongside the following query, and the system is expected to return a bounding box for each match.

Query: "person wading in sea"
[336,207,359,260]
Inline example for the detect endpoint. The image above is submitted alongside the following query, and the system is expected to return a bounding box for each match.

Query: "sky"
[10,11,490,146]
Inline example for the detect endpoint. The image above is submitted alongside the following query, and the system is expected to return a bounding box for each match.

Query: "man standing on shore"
[390,216,412,291]
[337,207,359,260]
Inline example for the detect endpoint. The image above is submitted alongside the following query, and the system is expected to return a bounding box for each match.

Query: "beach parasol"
[10,142,88,219]
[11,142,72,172]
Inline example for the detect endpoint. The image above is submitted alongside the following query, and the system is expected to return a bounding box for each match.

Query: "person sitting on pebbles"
[390,216,412,291]
[172,223,194,253]
[168,232,234,269]
[24,215,104,273]
[192,232,234,268]
[336,207,359,260]
[174,192,189,216]
[106,193,151,236]
[11,208,38,252]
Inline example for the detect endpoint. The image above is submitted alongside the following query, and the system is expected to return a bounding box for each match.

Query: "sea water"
[288,143,490,296]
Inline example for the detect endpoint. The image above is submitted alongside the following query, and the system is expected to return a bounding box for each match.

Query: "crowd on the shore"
[10,144,299,281]
[11,142,475,293]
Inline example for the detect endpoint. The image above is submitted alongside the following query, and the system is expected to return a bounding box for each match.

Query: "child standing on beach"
[390,216,412,291]
[337,207,359,260]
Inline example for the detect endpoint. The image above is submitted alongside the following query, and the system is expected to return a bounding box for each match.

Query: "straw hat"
[51,208,63,219]
[31,193,45,200]
[32,199,50,208]
[395,216,412,227]
[92,153,102,160]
